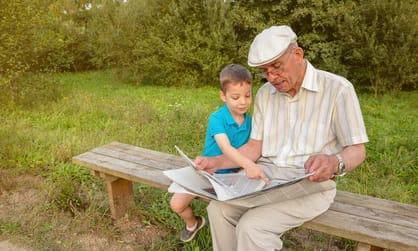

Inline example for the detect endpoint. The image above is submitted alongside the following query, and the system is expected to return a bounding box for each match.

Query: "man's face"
[258,47,303,96]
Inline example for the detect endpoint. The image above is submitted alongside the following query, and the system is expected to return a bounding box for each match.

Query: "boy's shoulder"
[209,104,228,118]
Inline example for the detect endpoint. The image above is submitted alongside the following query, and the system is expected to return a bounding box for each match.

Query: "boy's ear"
[219,90,226,102]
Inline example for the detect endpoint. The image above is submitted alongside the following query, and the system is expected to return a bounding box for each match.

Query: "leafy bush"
[0,1,61,107]
[337,0,418,94]
[87,0,417,92]
[111,0,240,87]
[0,0,75,74]
[1,0,416,94]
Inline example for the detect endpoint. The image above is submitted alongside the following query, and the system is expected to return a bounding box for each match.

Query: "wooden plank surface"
[304,210,418,250]
[73,151,172,189]
[356,243,383,251]
[72,142,418,250]
[91,146,178,171]
[106,142,187,168]
[329,199,418,230]
[335,190,418,220]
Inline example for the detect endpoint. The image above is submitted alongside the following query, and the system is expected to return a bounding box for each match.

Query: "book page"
[163,166,217,200]
[215,171,266,198]
[169,146,313,202]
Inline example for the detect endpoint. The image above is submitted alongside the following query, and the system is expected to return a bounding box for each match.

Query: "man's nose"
[266,72,279,81]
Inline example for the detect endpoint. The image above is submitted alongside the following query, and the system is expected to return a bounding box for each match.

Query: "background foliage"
[1,0,417,105]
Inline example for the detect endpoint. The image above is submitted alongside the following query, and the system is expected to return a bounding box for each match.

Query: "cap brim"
[248,50,286,67]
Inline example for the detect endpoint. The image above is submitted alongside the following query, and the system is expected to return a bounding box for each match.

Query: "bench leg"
[357,242,384,251]
[105,175,134,219]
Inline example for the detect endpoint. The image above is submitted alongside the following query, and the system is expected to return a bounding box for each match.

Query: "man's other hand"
[304,154,338,182]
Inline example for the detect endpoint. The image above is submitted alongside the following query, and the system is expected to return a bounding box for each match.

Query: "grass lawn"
[0,70,416,250]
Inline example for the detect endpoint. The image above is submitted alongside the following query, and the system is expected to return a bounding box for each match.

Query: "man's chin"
[274,85,287,92]
[271,81,288,92]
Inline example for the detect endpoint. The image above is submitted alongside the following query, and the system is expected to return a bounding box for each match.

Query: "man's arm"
[214,136,268,181]
[214,134,260,168]
[304,143,366,182]
[194,139,264,178]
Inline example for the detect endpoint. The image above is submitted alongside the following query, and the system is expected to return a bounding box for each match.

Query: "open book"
[163,146,314,201]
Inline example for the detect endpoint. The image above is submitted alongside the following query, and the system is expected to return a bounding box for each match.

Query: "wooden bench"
[72,142,418,251]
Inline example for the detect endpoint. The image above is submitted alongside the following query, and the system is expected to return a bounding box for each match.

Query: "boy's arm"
[213,134,268,181]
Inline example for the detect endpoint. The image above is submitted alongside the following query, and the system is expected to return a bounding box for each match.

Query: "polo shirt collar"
[301,61,318,92]
[268,60,318,95]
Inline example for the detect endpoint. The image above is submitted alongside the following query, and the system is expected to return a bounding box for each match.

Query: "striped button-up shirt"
[251,61,368,168]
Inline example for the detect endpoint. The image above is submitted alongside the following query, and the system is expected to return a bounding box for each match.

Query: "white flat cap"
[248,25,297,67]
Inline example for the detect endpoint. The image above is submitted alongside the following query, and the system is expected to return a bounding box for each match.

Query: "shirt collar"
[301,61,318,92]
[269,60,318,95]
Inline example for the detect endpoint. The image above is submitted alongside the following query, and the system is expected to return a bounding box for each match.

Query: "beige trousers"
[207,161,336,251]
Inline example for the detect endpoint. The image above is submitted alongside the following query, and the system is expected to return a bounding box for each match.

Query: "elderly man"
[195,25,368,251]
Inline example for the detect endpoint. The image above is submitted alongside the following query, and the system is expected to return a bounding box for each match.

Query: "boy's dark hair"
[219,64,252,92]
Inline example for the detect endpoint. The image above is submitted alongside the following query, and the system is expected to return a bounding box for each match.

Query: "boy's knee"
[170,196,188,214]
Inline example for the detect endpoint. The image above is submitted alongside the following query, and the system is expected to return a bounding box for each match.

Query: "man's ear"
[294,47,304,62]
[219,90,226,102]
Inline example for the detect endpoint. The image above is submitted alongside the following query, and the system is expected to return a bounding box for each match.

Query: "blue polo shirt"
[202,104,252,173]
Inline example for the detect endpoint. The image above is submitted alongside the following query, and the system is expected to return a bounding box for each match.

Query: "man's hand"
[194,156,218,174]
[244,163,269,183]
[304,154,338,182]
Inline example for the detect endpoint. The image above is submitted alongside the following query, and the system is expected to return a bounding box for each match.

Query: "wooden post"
[104,174,134,219]
[357,242,384,251]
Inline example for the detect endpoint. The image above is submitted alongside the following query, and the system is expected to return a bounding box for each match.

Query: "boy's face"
[220,82,252,117]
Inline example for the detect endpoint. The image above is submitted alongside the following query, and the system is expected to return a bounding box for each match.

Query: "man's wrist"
[334,153,346,176]
[329,155,337,173]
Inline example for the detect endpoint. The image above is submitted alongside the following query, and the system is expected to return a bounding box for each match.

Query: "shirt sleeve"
[333,84,369,146]
[207,114,226,137]
[250,90,264,140]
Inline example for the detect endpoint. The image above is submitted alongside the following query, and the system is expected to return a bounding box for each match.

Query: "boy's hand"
[244,163,269,183]
[194,156,217,174]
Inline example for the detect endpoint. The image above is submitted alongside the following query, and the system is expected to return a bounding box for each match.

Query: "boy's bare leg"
[170,193,197,227]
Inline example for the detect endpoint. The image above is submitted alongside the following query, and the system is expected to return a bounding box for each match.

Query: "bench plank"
[73,151,172,189]
[304,207,418,250]
[356,243,383,251]
[107,142,187,167]
[95,142,187,170]
[335,190,418,220]
[91,146,179,171]
[72,142,418,250]
[329,197,418,230]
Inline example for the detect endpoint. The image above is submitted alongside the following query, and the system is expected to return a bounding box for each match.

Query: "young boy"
[169,64,256,242]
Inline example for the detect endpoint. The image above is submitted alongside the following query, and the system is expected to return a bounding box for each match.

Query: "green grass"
[0,70,416,250]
